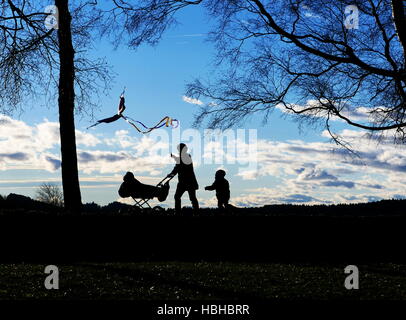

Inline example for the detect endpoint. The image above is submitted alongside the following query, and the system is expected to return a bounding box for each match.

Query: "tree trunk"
[391,0,406,64]
[55,0,82,212]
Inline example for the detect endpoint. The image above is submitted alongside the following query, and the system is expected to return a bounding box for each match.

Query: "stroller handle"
[157,174,174,187]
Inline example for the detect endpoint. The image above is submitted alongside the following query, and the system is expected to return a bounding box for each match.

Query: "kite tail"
[87,114,179,134]
[125,116,179,134]
[87,114,123,130]
[86,122,101,130]
[121,115,143,133]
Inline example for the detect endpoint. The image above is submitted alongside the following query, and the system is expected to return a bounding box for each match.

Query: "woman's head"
[177,143,187,153]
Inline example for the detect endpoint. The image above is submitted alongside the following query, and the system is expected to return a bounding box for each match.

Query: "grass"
[1,262,405,300]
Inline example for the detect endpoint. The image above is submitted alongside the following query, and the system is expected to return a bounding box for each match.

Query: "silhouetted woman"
[167,143,199,214]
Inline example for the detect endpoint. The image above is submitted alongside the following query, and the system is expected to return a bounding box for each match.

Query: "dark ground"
[1,262,406,300]
[0,195,405,301]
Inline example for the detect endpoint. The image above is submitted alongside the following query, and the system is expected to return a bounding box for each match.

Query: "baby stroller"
[118,172,173,212]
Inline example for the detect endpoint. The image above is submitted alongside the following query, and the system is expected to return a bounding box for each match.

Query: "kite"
[87,89,179,133]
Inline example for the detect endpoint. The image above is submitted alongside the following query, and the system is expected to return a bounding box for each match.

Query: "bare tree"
[107,0,406,144]
[35,182,64,207]
[55,0,81,212]
[1,1,111,212]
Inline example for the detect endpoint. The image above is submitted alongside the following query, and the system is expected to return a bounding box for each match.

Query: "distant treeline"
[0,193,404,217]
[257,199,406,217]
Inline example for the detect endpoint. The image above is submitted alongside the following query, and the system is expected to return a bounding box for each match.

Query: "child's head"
[215,169,226,179]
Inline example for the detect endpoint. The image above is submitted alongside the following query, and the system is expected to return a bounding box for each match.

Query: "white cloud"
[76,129,101,147]
[0,115,175,175]
[182,95,203,105]
[238,129,406,204]
[1,114,406,205]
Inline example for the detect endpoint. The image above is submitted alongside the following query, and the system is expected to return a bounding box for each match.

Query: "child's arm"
[205,181,216,191]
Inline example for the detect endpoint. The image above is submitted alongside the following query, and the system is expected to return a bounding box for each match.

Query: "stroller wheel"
[157,182,170,202]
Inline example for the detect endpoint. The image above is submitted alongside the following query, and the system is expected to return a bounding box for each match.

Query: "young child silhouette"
[205,169,230,210]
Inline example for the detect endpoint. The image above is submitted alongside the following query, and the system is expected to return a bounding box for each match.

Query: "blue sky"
[0,4,405,207]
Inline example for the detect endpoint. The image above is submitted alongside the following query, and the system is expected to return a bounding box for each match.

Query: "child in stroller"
[118,172,171,209]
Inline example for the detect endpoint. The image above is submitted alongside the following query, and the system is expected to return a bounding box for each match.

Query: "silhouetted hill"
[1,193,61,214]
[0,193,405,216]
[1,193,405,263]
